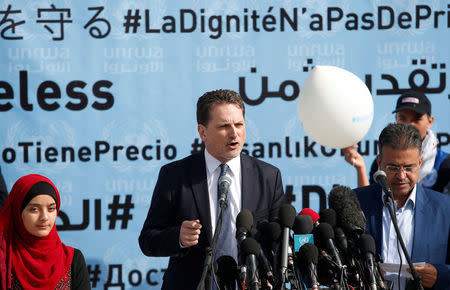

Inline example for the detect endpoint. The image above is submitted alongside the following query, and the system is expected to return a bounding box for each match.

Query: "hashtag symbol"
[88,264,101,287]
[123,9,141,33]
[107,195,134,229]
[191,138,205,154]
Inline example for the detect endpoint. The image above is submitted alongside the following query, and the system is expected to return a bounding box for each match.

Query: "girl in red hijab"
[0,174,90,289]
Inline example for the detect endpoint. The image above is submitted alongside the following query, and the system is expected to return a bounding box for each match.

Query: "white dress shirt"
[204,149,242,247]
[382,185,417,290]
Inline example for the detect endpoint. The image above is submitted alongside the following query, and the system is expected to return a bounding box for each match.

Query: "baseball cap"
[392,91,431,115]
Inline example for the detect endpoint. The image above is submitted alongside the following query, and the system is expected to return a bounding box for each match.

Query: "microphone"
[214,255,238,290]
[313,222,343,268]
[266,221,281,282]
[218,175,232,205]
[249,222,276,286]
[241,237,261,290]
[319,208,337,228]
[373,170,394,200]
[279,204,297,279]
[297,243,319,290]
[334,227,348,256]
[293,215,314,253]
[359,234,377,290]
[293,215,313,235]
[236,209,253,243]
[328,186,366,238]
[299,208,320,226]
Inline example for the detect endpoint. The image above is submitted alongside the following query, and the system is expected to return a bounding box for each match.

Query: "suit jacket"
[354,184,450,289]
[139,152,285,290]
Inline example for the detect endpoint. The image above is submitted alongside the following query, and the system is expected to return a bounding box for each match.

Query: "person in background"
[354,123,449,289]
[343,91,449,192]
[0,174,91,289]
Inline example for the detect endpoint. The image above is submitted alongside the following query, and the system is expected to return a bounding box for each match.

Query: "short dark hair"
[196,89,245,126]
[378,123,422,157]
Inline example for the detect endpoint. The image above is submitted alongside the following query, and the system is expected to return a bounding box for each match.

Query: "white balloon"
[297,65,374,149]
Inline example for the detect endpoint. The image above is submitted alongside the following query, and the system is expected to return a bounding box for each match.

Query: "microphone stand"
[197,199,228,290]
[383,192,424,290]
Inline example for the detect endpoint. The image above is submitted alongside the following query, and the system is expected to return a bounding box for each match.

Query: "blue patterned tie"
[215,163,237,261]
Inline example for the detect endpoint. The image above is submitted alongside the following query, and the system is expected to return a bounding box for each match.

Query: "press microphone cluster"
[214,185,393,290]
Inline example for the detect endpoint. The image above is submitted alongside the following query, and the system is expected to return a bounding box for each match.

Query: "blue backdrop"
[0,1,448,288]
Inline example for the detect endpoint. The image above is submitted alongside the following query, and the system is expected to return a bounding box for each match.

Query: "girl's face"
[21,194,57,237]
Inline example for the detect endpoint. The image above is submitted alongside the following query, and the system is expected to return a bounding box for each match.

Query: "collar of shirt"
[204,149,241,180]
[381,184,417,211]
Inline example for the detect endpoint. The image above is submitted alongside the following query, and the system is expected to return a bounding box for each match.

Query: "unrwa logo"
[294,234,314,252]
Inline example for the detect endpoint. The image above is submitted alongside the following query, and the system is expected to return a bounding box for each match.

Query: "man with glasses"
[343,91,449,192]
[354,123,450,289]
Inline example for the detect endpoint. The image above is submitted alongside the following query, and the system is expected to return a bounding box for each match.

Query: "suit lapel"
[241,154,254,212]
[190,152,213,244]
[411,185,427,260]
[371,185,384,256]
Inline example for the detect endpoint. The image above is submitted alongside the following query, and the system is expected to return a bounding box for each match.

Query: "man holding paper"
[354,123,450,289]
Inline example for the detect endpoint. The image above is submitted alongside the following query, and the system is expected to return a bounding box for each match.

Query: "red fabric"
[299,208,320,224]
[0,174,74,290]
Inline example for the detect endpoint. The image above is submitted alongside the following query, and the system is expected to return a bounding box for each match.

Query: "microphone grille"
[373,170,387,183]
[313,222,334,249]
[279,204,297,228]
[218,175,232,185]
[359,234,376,254]
[293,215,313,234]
[236,209,253,231]
[319,208,337,228]
[328,185,366,236]
[241,237,260,257]
[297,243,319,265]
[214,255,238,281]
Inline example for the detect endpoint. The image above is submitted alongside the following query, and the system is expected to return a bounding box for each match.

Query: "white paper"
[380,262,426,278]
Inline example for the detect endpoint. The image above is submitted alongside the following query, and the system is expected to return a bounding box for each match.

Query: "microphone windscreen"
[293,215,313,234]
[373,170,387,184]
[334,227,346,239]
[359,234,376,255]
[319,208,337,228]
[268,221,281,242]
[328,186,366,236]
[215,255,238,282]
[299,208,320,224]
[241,237,261,257]
[313,222,334,249]
[279,204,296,228]
[236,209,254,231]
[297,243,319,266]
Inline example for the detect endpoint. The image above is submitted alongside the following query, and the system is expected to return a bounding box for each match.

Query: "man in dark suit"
[354,123,449,289]
[139,89,285,289]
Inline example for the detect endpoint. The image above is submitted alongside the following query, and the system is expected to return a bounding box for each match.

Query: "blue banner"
[0,1,448,288]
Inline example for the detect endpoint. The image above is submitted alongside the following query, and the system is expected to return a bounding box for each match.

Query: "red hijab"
[0,174,74,290]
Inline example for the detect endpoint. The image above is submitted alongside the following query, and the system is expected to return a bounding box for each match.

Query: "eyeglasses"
[385,165,419,174]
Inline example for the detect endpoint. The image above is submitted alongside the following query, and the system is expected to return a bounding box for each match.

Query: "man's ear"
[376,155,382,169]
[198,124,207,142]
[427,115,434,129]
